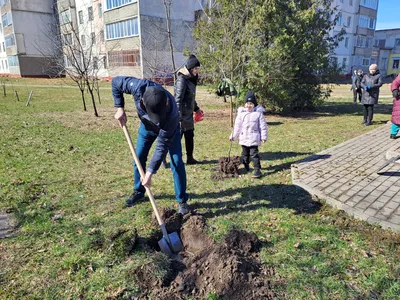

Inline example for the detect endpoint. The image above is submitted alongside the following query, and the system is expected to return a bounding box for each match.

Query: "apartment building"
[75,0,108,77]
[374,28,400,77]
[331,0,379,74]
[103,0,207,80]
[0,0,59,77]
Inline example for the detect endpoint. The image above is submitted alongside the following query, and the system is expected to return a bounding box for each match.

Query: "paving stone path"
[292,123,400,232]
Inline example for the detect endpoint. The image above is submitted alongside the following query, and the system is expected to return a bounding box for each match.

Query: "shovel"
[376,155,400,175]
[122,125,183,255]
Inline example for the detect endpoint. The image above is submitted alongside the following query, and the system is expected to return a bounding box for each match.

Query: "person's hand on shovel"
[141,171,153,187]
[114,107,127,127]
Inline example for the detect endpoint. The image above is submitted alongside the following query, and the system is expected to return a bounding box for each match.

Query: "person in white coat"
[229,91,268,178]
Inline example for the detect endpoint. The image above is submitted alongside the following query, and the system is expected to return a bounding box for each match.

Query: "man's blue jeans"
[133,123,188,203]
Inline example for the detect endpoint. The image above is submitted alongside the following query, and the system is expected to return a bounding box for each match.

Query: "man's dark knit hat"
[244,91,257,106]
[186,54,200,70]
[143,86,167,125]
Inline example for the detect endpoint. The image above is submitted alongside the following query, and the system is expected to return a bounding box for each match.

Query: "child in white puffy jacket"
[229,91,268,178]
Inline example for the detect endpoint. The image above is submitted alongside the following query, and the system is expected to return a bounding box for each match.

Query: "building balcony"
[359,5,377,18]
[103,2,138,24]
[354,47,372,57]
[5,33,26,56]
[356,26,374,37]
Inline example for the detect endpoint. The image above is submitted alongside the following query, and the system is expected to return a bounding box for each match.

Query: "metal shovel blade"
[158,231,183,255]
[377,155,400,175]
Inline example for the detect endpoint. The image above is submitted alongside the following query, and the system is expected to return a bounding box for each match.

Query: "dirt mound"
[134,214,279,299]
[212,156,241,180]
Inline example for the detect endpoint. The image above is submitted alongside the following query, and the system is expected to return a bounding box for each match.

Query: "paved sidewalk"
[291,123,400,232]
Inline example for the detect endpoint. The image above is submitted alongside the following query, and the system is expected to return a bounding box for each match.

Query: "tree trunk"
[80,88,87,111]
[86,83,98,117]
[163,0,176,83]
[95,80,101,104]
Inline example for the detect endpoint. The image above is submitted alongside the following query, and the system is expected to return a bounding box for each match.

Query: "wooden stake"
[14,90,19,101]
[26,90,33,106]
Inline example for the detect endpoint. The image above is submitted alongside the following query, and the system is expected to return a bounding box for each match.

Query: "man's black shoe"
[390,134,397,139]
[243,163,250,172]
[186,157,199,165]
[125,192,145,207]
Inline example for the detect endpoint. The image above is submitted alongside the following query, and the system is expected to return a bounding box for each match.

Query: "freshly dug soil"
[135,213,279,299]
[212,156,241,180]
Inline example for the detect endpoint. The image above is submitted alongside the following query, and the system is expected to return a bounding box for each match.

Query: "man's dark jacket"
[112,76,180,174]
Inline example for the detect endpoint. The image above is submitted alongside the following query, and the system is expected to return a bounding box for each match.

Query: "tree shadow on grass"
[158,183,321,220]
[188,184,322,219]
[258,152,330,175]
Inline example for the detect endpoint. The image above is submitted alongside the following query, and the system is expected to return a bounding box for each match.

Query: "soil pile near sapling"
[135,214,279,299]
[212,156,241,180]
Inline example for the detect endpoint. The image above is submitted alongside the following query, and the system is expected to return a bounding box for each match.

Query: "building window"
[63,33,72,46]
[103,56,107,69]
[78,10,84,24]
[393,59,400,70]
[106,0,133,10]
[0,0,9,6]
[88,7,93,21]
[369,18,375,29]
[381,57,387,69]
[106,18,139,39]
[337,13,342,26]
[8,55,18,67]
[2,12,12,27]
[359,15,375,29]
[60,10,70,25]
[349,0,353,6]
[4,59,7,68]
[64,55,72,68]
[108,50,141,67]
[345,37,349,48]
[98,4,102,17]
[100,30,104,43]
[346,16,351,27]
[395,39,400,46]
[93,57,98,69]
[360,0,378,10]
[81,35,86,46]
[362,58,370,66]
[365,37,372,48]
[342,57,347,68]
[356,36,365,47]
[4,33,15,47]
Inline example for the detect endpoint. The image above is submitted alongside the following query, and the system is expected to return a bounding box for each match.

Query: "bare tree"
[37,1,110,116]
[163,0,177,82]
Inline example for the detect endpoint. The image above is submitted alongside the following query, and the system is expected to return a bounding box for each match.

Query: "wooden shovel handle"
[122,126,165,227]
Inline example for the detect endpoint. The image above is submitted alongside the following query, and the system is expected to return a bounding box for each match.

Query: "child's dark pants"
[241,145,261,170]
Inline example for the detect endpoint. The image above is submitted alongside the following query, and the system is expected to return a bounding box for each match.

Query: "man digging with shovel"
[112,76,191,215]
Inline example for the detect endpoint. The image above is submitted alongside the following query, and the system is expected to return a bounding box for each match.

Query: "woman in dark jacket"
[174,55,203,164]
[360,64,383,126]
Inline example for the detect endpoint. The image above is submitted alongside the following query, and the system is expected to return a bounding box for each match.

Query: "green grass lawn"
[0,79,399,299]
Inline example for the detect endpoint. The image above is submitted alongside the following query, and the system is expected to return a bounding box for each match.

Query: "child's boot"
[252,169,262,178]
